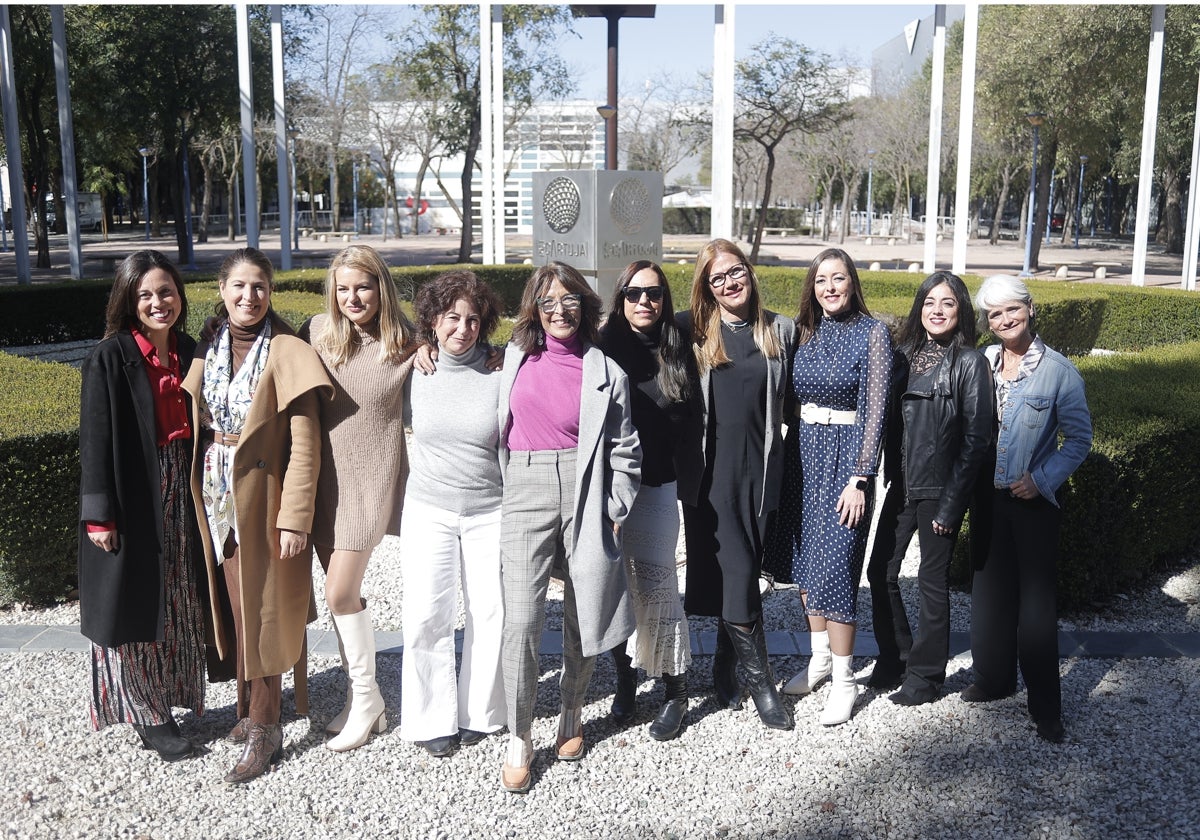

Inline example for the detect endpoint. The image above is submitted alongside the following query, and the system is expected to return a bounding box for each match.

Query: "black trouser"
[900,499,956,695]
[866,481,913,667]
[970,490,1062,725]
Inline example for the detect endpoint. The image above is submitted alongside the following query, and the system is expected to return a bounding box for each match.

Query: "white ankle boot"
[326,607,386,751]
[324,629,352,735]
[819,654,860,726]
[783,630,832,695]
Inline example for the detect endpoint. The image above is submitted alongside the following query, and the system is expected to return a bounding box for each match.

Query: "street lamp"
[596,104,617,170]
[1021,112,1045,277]
[179,111,195,270]
[865,149,876,237]
[288,126,300,252]
[1075,154,1088,249]
[138,146,153,241]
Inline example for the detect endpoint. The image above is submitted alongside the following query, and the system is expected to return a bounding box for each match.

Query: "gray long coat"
[498,341,642,658]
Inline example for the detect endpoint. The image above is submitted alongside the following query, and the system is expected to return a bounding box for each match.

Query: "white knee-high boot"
[326,607,386,751]
[819,653,860,726]
[324,628,352,735]
[783,630,832,695]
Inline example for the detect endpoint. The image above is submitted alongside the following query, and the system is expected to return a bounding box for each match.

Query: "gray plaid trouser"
[500,449,597,738]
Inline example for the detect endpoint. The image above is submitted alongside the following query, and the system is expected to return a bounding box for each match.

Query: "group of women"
[77,237,1092,792]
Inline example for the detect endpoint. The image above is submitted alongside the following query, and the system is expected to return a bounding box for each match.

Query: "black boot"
[865,656,906,689]
[712,621,744,710]
[134,719,194,762]
[648,673,688,741]
[725,621,794,731]
[610,642,636,723]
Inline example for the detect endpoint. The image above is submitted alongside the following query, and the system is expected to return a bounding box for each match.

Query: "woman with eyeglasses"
[767,247,893,727]
[597,261,702,742]
[497,262,641,793]
[680,239,796,732]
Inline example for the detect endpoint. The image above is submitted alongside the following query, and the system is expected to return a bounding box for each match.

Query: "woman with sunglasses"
[681,239,796,731]
[598,261,702,742]
[497,262,641,793]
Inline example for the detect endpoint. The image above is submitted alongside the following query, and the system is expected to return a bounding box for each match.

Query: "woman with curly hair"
[398,270,508,758]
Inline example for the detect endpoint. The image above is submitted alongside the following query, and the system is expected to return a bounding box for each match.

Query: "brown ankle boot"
[223,722,283,784]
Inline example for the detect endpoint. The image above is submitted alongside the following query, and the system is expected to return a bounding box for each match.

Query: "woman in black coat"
[79,251,206,762]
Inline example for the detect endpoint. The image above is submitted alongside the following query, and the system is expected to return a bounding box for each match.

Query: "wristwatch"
[854,478,868,491]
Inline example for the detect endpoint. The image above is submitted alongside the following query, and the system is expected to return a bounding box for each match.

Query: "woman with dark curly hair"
[497,261,641,793]
[397,269,508,758]
[79,250,205,763]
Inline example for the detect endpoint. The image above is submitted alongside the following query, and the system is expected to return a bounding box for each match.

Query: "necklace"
[722,318,750,333]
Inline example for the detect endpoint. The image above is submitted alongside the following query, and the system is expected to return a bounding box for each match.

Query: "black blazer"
[78,330,202,647]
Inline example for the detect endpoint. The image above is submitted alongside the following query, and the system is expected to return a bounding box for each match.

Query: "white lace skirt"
[622,481,691,677]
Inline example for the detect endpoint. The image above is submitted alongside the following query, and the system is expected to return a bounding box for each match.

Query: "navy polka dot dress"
[769,312,893,623]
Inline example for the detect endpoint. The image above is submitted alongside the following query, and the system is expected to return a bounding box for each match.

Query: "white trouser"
[399,497,506,741]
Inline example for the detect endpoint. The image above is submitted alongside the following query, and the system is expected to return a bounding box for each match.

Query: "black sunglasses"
[621,285,665,304]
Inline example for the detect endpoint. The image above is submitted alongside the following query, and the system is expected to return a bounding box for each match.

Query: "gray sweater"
[404,344,504,515]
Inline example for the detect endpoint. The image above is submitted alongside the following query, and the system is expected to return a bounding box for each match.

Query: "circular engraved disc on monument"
[542,177,582,234]
[610,178,650,235]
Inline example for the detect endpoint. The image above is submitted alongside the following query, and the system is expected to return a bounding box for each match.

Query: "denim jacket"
[984,342,1092,507]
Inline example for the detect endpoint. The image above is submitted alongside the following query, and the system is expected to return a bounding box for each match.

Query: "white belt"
[796,403,857,425]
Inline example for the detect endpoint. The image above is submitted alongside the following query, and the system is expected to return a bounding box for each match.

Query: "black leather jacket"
[899,343,993,527]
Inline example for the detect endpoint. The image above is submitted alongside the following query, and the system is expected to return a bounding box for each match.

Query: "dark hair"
[414,269,504,346]
[795,247,871,343]
[510,262,601,352]
[606,260,691,402]
[103,250,188,339]
[896,271,977,357]
[211,247,292,334]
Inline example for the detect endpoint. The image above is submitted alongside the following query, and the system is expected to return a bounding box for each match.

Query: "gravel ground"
[4,511,1199,838]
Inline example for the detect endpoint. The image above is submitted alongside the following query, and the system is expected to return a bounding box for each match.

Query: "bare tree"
[620,74,706,181]
[733,36,847,262]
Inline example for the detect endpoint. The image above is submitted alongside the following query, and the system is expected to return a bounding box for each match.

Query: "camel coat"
[183,328,333,685]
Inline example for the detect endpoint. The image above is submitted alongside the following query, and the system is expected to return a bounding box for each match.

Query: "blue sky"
[566,3,932,99]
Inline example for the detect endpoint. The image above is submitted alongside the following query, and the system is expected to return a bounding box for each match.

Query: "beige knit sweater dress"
[305,314,415,551]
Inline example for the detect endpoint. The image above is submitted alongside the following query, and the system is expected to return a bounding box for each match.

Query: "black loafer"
[419,734,458,757]
[888,688,937,707]
[961,683,1012,703]
[458,728,488,746]
[134,722,194,762]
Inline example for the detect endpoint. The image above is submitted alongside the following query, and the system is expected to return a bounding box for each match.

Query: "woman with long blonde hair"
[301,244,417,751]
[680,238,795,731]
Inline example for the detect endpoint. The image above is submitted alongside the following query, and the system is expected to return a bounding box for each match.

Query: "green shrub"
[0,354,81,605]
[0,280,111,346]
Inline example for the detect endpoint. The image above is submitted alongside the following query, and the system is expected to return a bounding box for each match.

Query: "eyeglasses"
[621,285,665,304]
[535,294,582,314]
[708,263,748,288]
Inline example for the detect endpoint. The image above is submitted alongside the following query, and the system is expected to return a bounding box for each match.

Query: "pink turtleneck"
[507,332,584,452]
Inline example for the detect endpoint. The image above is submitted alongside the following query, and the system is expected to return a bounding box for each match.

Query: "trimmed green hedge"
[0,354,81,605]
[0,279,111,346]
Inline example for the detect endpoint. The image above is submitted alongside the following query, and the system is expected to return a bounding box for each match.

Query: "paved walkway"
[5,623,1198,659]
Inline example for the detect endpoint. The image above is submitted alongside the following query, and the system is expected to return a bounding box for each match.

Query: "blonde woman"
[680,238,795,731]
[300,245,417,751]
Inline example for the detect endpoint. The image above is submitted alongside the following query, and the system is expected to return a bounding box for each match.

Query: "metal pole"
[140,149,150,240]
[352,160,358,235]
[866,153,874,238]
[1131,4,1166,286]
[492,3,505,262]
[51,6,82,279]
[1075,156,1087,249]
[1021,120,1040,277]
[479,2,493,263]
[710,4,735,240]
[604,11,618,170]
[272,5,290,269]
[235,2,258,247]
[1044,172,1055,245]
[180,116,195,270]
[952,1,979,274]
[291,135,300,252]
[0,5,31,283]
[922,4,946,273]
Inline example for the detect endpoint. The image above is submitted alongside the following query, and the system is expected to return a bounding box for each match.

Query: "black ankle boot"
[725,621,794,731]
[134,720,195,762]
[648,672,688,741]
[865,656,906,689]
[712,622,744,710]
[610,643,636,723]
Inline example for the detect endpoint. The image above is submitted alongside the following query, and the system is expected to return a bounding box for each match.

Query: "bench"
[761,227,795,237]
[1091,261,1121,280]
[84,253,129,274]
[1050,260,1083,279]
